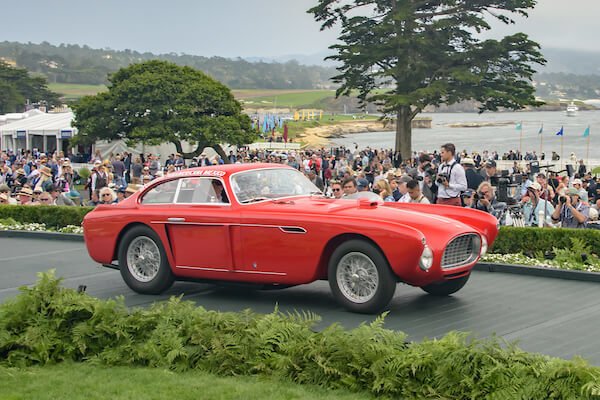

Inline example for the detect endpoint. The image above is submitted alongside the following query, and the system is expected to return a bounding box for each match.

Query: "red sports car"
[83,163,498,313]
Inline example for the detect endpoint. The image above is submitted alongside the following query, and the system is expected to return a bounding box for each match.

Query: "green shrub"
[78,167,91,181]
[1,271,600,399]
[491,226,600,256]
[0,205,93,228]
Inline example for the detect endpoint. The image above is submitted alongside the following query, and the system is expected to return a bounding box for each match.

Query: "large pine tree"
[309,0,545,159]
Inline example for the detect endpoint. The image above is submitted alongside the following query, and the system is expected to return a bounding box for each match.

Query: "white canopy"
[0,111,76,136]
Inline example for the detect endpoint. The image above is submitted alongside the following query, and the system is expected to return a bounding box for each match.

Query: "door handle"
[167,217,186,223]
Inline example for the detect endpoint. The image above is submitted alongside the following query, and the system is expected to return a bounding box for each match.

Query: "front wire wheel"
[329,240,396,314]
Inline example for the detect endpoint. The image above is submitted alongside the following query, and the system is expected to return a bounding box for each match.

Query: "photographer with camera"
[471,181,506,218]
[521,182,555,227]
[551,188,590,229]
[435,143,467,206]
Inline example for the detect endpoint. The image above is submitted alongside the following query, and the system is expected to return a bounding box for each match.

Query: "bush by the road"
[492,226,600,256]
[0,205,93,229]
[1,271,599,399]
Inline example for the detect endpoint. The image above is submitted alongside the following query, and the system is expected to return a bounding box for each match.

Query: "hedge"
[0,205,93,229]
[492,226,600,256]
[1,271,599,399]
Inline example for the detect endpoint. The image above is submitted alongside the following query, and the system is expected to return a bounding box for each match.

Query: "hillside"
[0,41,337,90]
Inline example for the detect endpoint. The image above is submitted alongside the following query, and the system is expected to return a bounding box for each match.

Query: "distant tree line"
[0,61,60,113]
[0,41,337,89]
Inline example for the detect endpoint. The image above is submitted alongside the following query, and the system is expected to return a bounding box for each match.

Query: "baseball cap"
[572,179,583,185]
[566,187,580,196]
[485,160,497,168]
[461,157,475,166]
[357,178,369,189]
[0,184,10,192]
[528,182,542,191]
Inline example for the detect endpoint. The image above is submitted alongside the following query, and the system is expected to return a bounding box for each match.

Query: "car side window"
[176,178,227,204]
[141,179,179,204]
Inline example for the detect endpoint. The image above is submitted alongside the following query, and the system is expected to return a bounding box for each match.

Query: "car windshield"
[231,168,322,203]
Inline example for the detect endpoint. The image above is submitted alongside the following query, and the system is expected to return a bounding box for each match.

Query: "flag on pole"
[516,122,522,131]
[583,126,590,137]
[283,124,288,143]
[538,124,543,134]
[556,126,564,136]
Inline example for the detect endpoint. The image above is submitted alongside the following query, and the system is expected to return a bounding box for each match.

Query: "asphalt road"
[2,237,600,365]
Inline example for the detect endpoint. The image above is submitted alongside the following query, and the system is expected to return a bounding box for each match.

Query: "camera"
[436,173,449,185]
[559,195,568,204]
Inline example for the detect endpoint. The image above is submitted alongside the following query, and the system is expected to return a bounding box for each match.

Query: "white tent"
[0,111,77,153]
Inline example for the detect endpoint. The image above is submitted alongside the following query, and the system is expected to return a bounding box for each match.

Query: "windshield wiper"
[241,196,270,204]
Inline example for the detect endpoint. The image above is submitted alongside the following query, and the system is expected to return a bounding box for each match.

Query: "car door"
[153,177,234,272]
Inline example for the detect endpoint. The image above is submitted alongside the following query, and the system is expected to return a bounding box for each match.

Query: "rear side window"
[141,179,179,204]
[176,178,226,204]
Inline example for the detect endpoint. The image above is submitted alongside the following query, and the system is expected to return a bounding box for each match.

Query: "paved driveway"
[2,237,600,364]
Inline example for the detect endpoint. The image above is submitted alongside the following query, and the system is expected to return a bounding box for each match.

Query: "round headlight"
[480,235,488,257]
[419,245,434,271]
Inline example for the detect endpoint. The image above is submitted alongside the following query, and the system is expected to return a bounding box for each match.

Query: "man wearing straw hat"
[17,187,34,205]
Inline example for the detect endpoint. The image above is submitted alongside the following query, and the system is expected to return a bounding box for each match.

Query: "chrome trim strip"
[152,221,307,233]
[175,265,286,276]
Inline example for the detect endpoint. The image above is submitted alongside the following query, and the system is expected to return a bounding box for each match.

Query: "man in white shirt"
[436,143,467,206]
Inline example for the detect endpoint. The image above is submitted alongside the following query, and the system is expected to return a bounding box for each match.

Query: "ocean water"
[330,111,599,163]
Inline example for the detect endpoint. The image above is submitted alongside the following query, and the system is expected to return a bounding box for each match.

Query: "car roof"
[165,163,293,180]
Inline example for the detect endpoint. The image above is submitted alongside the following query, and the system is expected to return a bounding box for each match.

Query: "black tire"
[421,273,470,296]
[118,225,174,294]
[328,239,396,314]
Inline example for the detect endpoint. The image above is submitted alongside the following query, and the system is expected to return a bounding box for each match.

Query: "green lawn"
[0,363,373,400]
[238,90,336,108]
[48,83,107,100]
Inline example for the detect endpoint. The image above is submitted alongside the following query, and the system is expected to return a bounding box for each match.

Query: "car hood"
[252,196,479,241]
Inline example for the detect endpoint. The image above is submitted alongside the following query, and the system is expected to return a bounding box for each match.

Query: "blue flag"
[516,122,522,131]
[583,126,590,137]
[556,126,564,136]
[538,124,543,134]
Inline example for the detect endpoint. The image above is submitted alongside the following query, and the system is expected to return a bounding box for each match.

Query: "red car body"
[83,163,498,313]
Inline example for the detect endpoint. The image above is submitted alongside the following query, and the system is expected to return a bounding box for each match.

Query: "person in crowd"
[307,170,324,191]
[211,179,229,203]
[49,185,75,206]
[125,185,138,198]
[32,187,43,203]
[131,157,143,184]
[90,160,109,193]
[342,177,358,197]
[0,184,17,204]
[174,153,185,170]
[461,157,484,191]
[0,193,9,205]
[551,187,590,228]
[17,187,34,205]
[141,167,153,184]
[482,159,497,181]
[37,191,54,206]
[555,176,569,197]
[87,189,101,207]
[535,173,555,203]
[402,179,431,204]
[330,180,344,199]
[99,187,117,204]
[471,181,506,217]
[571,178,588,203]
[122,151,132,183]
[436,143,467,206]
[521,182,554,227]
[111,155,126,188]
[373,179,395,202]
[578,159,586,176]
[115,187,126,203]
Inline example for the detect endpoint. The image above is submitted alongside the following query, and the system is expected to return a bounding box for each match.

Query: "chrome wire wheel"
[126,236,161,282]
[336,252,379,304]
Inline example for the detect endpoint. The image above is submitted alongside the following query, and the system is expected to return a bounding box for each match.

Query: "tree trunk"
[212,144,229,164]
[172,140,207,160]
[395,106,413,161]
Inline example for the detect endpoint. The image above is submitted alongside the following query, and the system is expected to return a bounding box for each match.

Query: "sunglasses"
[102,193,112,197]
[39,198,51,202]
[332,188,341,192]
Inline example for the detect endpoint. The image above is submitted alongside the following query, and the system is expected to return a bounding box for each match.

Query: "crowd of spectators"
[1,145,599,230]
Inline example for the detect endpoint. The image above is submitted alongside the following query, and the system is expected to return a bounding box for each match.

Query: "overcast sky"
[1,0,599,58]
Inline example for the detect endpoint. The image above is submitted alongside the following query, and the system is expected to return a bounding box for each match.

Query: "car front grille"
[441,234,480,269]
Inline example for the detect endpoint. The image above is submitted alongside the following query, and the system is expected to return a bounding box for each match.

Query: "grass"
[0,363,373,400]
[48,83,107,100]
[237,90,336,108]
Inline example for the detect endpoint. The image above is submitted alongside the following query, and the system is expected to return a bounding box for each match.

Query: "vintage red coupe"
[83,163,498,313]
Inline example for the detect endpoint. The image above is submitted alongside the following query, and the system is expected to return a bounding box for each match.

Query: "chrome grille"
[441,234,480,269]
